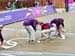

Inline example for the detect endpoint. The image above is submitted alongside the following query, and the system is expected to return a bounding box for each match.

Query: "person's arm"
[61,23,64,28]
[56,23,60,33]
[61,23,65,32]
[33,20,37,31]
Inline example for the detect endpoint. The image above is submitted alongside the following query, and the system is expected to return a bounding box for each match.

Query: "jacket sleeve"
[32,20,37,31]
[61,23,64,28]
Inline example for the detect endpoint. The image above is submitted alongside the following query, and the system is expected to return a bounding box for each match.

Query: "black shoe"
[28,40,34,43]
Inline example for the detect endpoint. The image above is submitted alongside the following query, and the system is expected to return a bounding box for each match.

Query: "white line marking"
[1,38,28,49]
[3,28,75,35]
[0,53,15,56]
[0,52,75,56]
[3,28,26,32]
[1,28,75,49]
[26,13,31,17]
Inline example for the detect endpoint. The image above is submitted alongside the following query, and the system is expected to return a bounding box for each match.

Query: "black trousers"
[0,33,4,42]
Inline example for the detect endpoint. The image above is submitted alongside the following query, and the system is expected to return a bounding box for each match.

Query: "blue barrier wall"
[0,5,56,25]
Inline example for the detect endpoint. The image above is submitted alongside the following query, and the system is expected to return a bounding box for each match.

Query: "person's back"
[57,18,64,27]
[41,23,53,30]
[50,18,64,31]
[51,18,58,25]
[23,19,38,30]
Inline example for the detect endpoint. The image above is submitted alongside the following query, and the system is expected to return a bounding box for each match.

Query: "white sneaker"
[37,40,40,43]
[3,40,6,43]
[59,34,65,40]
